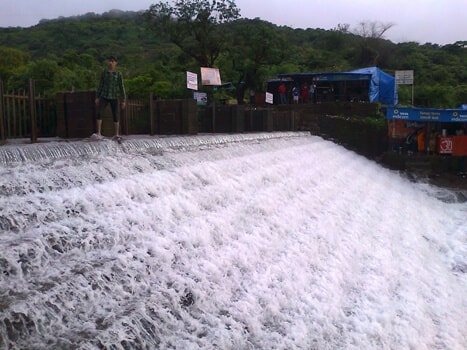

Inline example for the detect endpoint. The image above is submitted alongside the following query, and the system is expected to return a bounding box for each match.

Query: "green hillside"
[0,8,465,107]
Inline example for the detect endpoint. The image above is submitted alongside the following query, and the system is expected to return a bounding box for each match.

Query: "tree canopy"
[146,0,240,67]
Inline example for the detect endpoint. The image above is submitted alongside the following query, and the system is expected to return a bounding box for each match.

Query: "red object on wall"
[438,137,453,154]
[388,120,411,138]
[452,135,467,156]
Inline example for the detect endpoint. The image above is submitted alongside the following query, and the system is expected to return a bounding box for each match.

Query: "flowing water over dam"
[0,133,465,349]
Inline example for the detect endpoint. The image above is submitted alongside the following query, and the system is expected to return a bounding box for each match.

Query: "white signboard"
[186,71,198,90]
[193,91,208,105]
[395,70,414,85]
[200,67,222,86]
[265,92,274,104]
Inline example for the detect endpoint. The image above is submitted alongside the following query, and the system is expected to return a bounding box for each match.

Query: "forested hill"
[0,11,161,72]
[0,10,466,107]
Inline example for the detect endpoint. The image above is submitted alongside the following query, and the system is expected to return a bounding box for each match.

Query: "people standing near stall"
[292,86,299,104]
[417,128,426,153]
[278,82,287,104]
[309,82,317,103]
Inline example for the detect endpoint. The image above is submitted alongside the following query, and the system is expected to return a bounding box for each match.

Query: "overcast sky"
[1,0,466,45]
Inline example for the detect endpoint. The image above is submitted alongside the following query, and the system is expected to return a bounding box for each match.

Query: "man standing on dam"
[93,55,126,141]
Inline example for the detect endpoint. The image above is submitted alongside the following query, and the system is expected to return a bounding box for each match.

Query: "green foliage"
[0,8,465,107]
[126,75,155,97]
[363,116,386,128]
[221,18,285,101]
[454,85,467,106]
[0,46,29,82]
[396,85,413,106]
[24,59,60,93]
[146,0,240,67]
[153,79,186,99]
[414,84,457,108]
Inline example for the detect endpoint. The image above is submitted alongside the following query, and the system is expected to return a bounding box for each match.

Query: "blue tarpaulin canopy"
[347,67,398,106]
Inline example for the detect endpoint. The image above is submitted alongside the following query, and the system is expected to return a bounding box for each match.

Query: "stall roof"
[277,72,371,82]
[274,67,398,105]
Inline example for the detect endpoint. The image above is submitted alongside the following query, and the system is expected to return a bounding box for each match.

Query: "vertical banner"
[186,71,198,90]
[265,92,274,104]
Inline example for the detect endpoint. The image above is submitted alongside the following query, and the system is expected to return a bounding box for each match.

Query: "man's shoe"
[112,135,123,143]
[91,133,103,141]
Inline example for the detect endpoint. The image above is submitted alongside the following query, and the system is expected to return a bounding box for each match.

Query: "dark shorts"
[97,97,119,123]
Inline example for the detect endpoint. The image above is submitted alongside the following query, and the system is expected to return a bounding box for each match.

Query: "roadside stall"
[268,66,398,106]
[386,106,467,156]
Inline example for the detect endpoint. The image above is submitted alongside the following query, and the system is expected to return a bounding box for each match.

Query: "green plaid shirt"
[96,70,126,100]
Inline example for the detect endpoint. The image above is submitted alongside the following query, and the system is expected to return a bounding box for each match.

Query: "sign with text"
[386,107,467,123]
[265,92,274,104]
[395,70,414,85]
[186,71,198,90]
[193,91,208,105]
[200,67,221,86]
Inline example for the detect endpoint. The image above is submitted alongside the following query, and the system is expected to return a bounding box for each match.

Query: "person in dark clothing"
[93,55,126,141]
[309,82,317,103]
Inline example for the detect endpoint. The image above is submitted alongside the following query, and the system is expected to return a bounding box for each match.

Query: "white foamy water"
[0,133,465,349]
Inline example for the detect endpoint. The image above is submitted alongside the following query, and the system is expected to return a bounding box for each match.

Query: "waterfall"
[0,133,465,349]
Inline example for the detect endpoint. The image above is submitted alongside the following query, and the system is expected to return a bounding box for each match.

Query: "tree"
[333,23,350,34]
[223,19,284,103]
[354,21,394,40]
[146,0,240,67]
[352,21,395,66]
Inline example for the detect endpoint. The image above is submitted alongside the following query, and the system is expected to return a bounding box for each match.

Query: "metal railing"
[0,79,56,143]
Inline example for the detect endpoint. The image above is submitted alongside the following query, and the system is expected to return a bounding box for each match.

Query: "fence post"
[0,79,5,143]
[28,79,37,143]
[149,92,155,135]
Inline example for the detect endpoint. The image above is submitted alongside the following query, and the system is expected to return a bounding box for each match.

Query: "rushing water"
[0,133,465,349]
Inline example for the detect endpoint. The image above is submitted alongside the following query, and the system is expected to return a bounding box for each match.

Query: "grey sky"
[1,0,466,45]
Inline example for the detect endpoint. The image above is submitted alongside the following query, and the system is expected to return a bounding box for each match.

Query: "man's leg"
[95,98,109,136]
[114,122,120,137]
[109,99,120,137]
[96,119,102,135]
